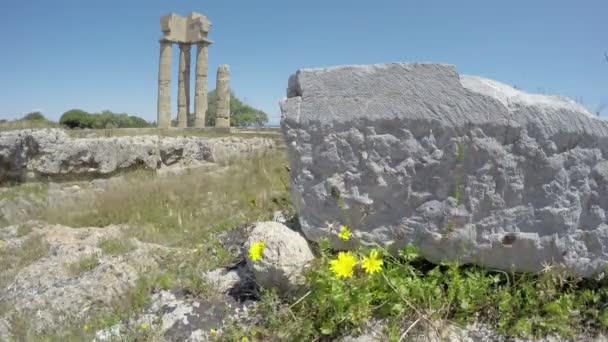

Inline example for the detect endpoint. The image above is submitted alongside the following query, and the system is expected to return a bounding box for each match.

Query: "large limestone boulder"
[0,129,275,182]
[280,62,608,277]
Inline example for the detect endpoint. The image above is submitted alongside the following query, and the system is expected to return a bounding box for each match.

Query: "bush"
[205,89,269,127]
[60,109,151,129]
[21,112,46,121]
[60,109,93,129]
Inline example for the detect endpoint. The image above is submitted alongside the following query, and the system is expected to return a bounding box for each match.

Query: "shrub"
[59,109,151,129]
[205,89,269,127]
[60,109,94,128]
[21,111,46,121]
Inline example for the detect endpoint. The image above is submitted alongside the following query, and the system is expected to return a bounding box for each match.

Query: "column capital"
[178,42,192,51]
[193,38,214,46]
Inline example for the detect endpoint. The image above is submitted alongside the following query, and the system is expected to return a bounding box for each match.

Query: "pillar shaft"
[193,43,209,127]
[177,43,191,128]
[157,40,172,128]
[215,65,230,128]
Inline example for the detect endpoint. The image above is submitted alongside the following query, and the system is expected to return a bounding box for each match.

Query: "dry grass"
[0,120,59,131]
[41,149,291,248]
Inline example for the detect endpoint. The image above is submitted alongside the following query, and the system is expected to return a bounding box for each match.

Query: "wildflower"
[330,251,358,278]
[83,324,91,332]
[248,240,265,262]
[361,250,383,274]
[210,328,217,336]
[140,322,150,330]
[338,225,351,241]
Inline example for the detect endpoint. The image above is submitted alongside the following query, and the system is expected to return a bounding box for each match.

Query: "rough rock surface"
[0,222,166,333]
[0,129,275,182]
[94,290,246,342]
[281,62,608,277]
[245,221,314,292]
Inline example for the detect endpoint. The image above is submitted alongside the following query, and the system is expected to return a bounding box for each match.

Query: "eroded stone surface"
[0,222,166,332]
[0,129,275,182]
[281,62,608,277]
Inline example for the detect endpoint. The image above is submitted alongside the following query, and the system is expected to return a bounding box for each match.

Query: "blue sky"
[0,0,606,125]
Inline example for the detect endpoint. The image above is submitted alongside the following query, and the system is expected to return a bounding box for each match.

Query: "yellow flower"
[248,240,265,262]
[338,225,351,241]
[140,322,150,330]
[361,250,383,274]
[210,328,217,336]
[83,324,90,332]
[330,251,358,278]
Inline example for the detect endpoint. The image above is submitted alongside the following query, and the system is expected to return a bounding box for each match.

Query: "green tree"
[21,111,46,121]
[59,109,151,129]
[205,89,269,127]
[60,109,94,128]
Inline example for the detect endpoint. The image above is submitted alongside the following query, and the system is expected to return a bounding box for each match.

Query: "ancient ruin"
[157,12,229,128]
[215,65,231,128]
[281,62,608,278]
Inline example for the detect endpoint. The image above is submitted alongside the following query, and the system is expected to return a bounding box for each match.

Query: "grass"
[41,150,291,251]
[0,182,48,200]
[0,234,50,290]
[0,119,59,131]
[98,238,135,255]
[219,241,608,342]
[220,244,608,341]
[67,254,100,276]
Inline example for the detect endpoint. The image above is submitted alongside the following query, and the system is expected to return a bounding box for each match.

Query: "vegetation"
[0,235,49,290]
[41,151,290,250]
[67,254,100,276]
[59,109,152,129]
[204,89,269,127]
[98,238,135,256]
[221,239,608,341]
[21,111,46,121]
[0,112,58,130]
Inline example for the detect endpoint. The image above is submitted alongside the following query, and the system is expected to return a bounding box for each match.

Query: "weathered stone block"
[280,62,608,277]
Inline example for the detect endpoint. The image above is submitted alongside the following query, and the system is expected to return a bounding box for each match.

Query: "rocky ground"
[0,131,292,341]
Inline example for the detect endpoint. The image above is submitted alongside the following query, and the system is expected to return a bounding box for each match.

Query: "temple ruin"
[157,12,230,128]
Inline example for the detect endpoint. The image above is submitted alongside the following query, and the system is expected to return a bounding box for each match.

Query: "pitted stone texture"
[94,290,240,342]
[0,129,275,182]
[281,62,608,277]
[0,223,165,332]
[245,221,314,293]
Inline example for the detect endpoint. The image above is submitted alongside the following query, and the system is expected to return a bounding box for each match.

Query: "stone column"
[193,42,210,127]
[215,65,230,128]
[157,40,172,128]
[177,43,191,128]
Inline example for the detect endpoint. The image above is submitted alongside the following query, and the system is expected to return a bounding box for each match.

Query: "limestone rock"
[281,62,608,277]
[201,268,242,294]
[0,129,275,182]
[94,290,242,342]
[0,222,165,332]
[245,221,314,292]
